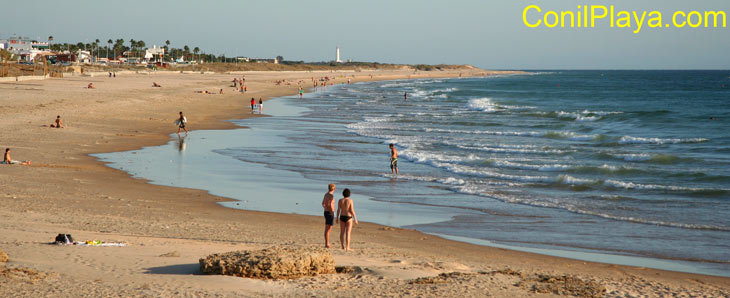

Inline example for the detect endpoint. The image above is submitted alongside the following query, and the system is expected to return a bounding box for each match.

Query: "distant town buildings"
[1,35,280,66]
[251,57,279,64]
[0,37,50,62]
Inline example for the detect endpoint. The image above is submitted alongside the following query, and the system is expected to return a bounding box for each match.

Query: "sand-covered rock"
[199,247,335,279]
[0,249,8,263]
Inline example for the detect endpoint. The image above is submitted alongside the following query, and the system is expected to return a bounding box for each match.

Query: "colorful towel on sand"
[56,241,127,247]
[76,240,127,247]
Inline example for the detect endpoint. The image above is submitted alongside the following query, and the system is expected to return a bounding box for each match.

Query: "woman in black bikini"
[336,188,358,251]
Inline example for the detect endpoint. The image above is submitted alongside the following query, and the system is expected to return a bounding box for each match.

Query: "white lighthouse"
[336,47,342,63]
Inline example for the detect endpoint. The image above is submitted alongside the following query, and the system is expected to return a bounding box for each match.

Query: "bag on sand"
[55,234,74,244]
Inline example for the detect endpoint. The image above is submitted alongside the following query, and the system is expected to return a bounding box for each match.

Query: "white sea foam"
[467,97,500,113]
[618,136,709,145]
[490,160,573,172]
[466,97,531,113]
[556,175,598,185]
[455,144,570,155]
[612,153,654,161]
[438,177,467,185]
[425,128,544,137]
[544,131,599,141]
[568,209,730,232]
[380,173,466,186]
[450,182,730,231]
[603,180,705,192]
[431,162,555,183]
[400,150,478,165]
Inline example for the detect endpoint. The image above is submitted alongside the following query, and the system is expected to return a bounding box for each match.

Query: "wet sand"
[0,69,728,297]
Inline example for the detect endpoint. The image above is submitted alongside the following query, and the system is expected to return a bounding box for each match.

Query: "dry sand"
[0,69,728,297]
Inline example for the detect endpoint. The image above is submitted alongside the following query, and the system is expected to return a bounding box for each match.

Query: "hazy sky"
[2,0,728,69]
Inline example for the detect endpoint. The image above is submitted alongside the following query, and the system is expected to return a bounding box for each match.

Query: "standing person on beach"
[389,143,399,175]
[176,111,188,136]
[404,92,407,101]
[322,183,336,248]
[250,97,256,111]
[259,98,263,113]
[336,188,358,251]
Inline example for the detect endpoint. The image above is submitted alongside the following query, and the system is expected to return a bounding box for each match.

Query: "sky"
[1,0,728,69]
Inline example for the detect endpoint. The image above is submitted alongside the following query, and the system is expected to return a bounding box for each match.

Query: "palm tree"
[164,40,170,61]
[183,45,190,61]
[114,39,124,60]
[94,39,100,60]
[48,36,53,51]
[193,47,200,63]
[129,39,136,59]
[107,39,112,59]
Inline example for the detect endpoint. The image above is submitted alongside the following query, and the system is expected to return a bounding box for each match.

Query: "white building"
[76,50,91,63]
[145,45,165,62]
[335,47,342,63]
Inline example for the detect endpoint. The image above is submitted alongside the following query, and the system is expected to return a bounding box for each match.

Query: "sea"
[95,71,730,276]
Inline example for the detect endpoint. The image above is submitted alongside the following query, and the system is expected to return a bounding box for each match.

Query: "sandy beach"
[1,69,729,297]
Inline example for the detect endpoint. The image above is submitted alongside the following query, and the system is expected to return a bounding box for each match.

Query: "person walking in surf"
[176,111,188,136]
[389,143,398,175]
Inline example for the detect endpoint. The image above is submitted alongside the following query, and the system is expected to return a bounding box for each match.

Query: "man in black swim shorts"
[321,183,336,248]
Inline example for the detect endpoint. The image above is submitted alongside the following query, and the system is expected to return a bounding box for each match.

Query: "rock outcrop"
[199,247,335,279]
[0,249,8,263]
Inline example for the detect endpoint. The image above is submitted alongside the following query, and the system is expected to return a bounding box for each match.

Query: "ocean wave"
[557,111,600,122]
[425,127,543,137]
[380,173,466,186]
[406,154,725,195]
[450,183,730,231]
[488,160,573,172]
[608,153,681,164]
[618,136,709,145]
[467,97,500,113]
[427,127,604,142]
[400,150,478,165]
[568,209,730,232]
[431,162,555,183]
[525,110,622,122]
[380,79,445,88]
[466,98,528,113]
[572,164,642,175]
[543,131,601,141]
[455,144,571,155]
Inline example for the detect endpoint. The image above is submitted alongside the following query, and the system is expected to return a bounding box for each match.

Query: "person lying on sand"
[87,83,95,89]
[152,82,162,87]
[2,148,31,165]
[50,115,64,128]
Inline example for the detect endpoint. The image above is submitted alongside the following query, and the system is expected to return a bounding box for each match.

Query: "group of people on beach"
[172,75,404,251]
[322,184,358,250]
[3,114,65,165]
[232,77,247,93]
[319,144,398,250]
